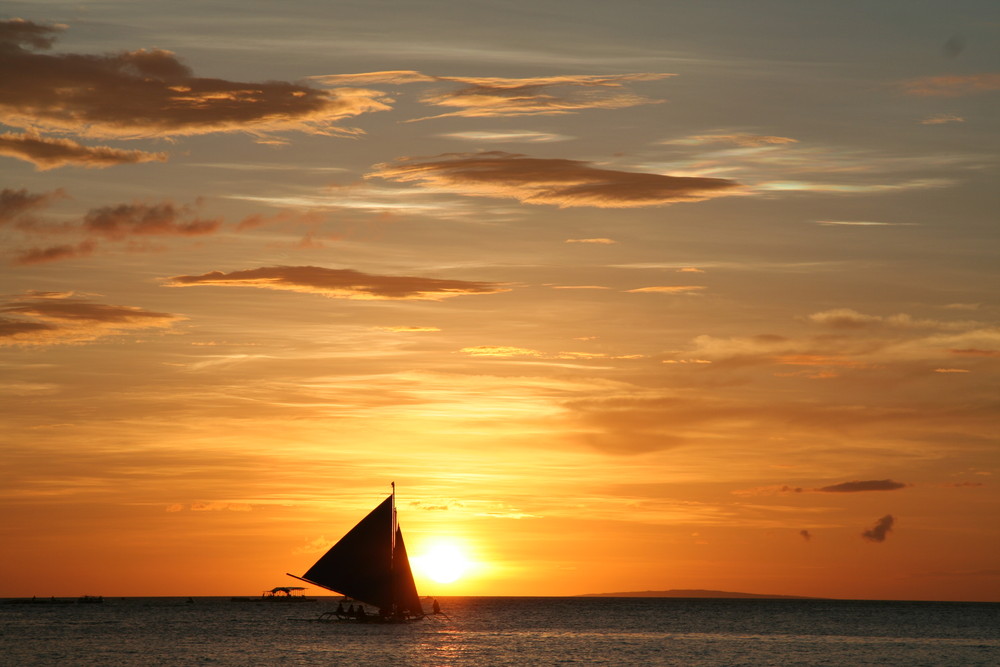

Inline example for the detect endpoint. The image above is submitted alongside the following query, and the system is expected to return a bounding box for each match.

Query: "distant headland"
[578,589,823,600]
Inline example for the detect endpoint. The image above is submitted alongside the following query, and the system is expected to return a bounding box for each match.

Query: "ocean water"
[1,596,997,666]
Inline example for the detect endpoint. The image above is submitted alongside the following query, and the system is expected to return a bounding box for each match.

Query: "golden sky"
[1,1,998,602]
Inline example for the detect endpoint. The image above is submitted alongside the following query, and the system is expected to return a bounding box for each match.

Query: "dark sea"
[1,596,997,666]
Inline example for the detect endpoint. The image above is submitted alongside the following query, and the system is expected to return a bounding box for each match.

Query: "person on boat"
[336,601,345,616]
[355,605,366,620]
[432,598,441,615]
[346,604,354,616]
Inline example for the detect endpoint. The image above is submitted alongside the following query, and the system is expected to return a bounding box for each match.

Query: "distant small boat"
[288,483,424,623]
[230,587,315,602]
[77,595,104,604]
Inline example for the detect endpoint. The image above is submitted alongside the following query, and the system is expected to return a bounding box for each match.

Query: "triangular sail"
[392,526,424,617]
[299,495,395,609]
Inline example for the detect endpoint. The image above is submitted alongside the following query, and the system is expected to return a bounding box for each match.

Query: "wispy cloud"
[369,151,740,208]
[0,133,167,170]
[167,265,509,300]
[440,130,572,143]
[814,220,917,227]
[0,19,389,139]
[14,240,97,265]
[565,238,616,244]
[665,133,798,147]
[920,114,965,125]
[0,292,185,346]
[756,178,950,193]
[734,480,908,495]
[647,134,977,196]
[411,73,672,120]
[806,308,976,331]
[626,286,706,294]
[460,346,642,362]
[899,73,1000,97]
[817,480,907,493]
[309,70,671,121]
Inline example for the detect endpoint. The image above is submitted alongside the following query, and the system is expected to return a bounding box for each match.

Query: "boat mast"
[390,481,397,613]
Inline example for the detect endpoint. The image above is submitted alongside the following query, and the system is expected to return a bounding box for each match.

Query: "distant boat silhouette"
[288,483,424,622]
[230,586,315,602]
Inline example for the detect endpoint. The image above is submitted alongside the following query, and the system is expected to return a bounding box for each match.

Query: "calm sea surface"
[1,596,997,666]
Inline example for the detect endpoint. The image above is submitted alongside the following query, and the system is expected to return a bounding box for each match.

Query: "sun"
[413,541,471,584]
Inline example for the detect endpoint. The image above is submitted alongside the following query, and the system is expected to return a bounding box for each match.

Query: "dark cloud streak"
[167,265,509,301]
[371,151,740,208]
[817,480,907,493]
[0,132,167,170]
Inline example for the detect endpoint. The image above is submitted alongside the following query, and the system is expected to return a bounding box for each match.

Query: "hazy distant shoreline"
[577,589,824,599]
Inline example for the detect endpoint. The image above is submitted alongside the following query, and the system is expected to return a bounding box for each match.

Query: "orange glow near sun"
[412,540,473,585]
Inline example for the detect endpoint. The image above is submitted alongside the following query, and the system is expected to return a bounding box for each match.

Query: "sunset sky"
[2,1,998,602]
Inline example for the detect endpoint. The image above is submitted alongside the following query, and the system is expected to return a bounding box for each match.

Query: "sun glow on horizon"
[412,540,474,585]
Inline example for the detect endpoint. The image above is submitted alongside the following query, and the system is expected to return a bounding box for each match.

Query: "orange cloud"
[461,346,544,357]
[774,354,868,368]
[167,266,509,300]
[0,292,185,346]
[0,187,67,224]
[83,202,221,240]
[899,73,1000,97]
[806,308,954,330]
[370,152,740,208]
[413,73,673,120]
[308,70,435,85]
[14,240,97,265]
[4,192,235,264]
[950,348,999,357]
[626,286,706,294]
[0,19,389,139]
[566,238,616,244]
[0,132,167,170]
[673,133,798,147]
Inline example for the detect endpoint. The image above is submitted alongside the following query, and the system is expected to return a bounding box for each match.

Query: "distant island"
[578,589,823,600]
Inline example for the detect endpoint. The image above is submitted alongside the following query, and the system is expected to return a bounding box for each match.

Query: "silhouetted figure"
[355,605,365,620]
[336,601,345,616]
[432,598,441,614]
